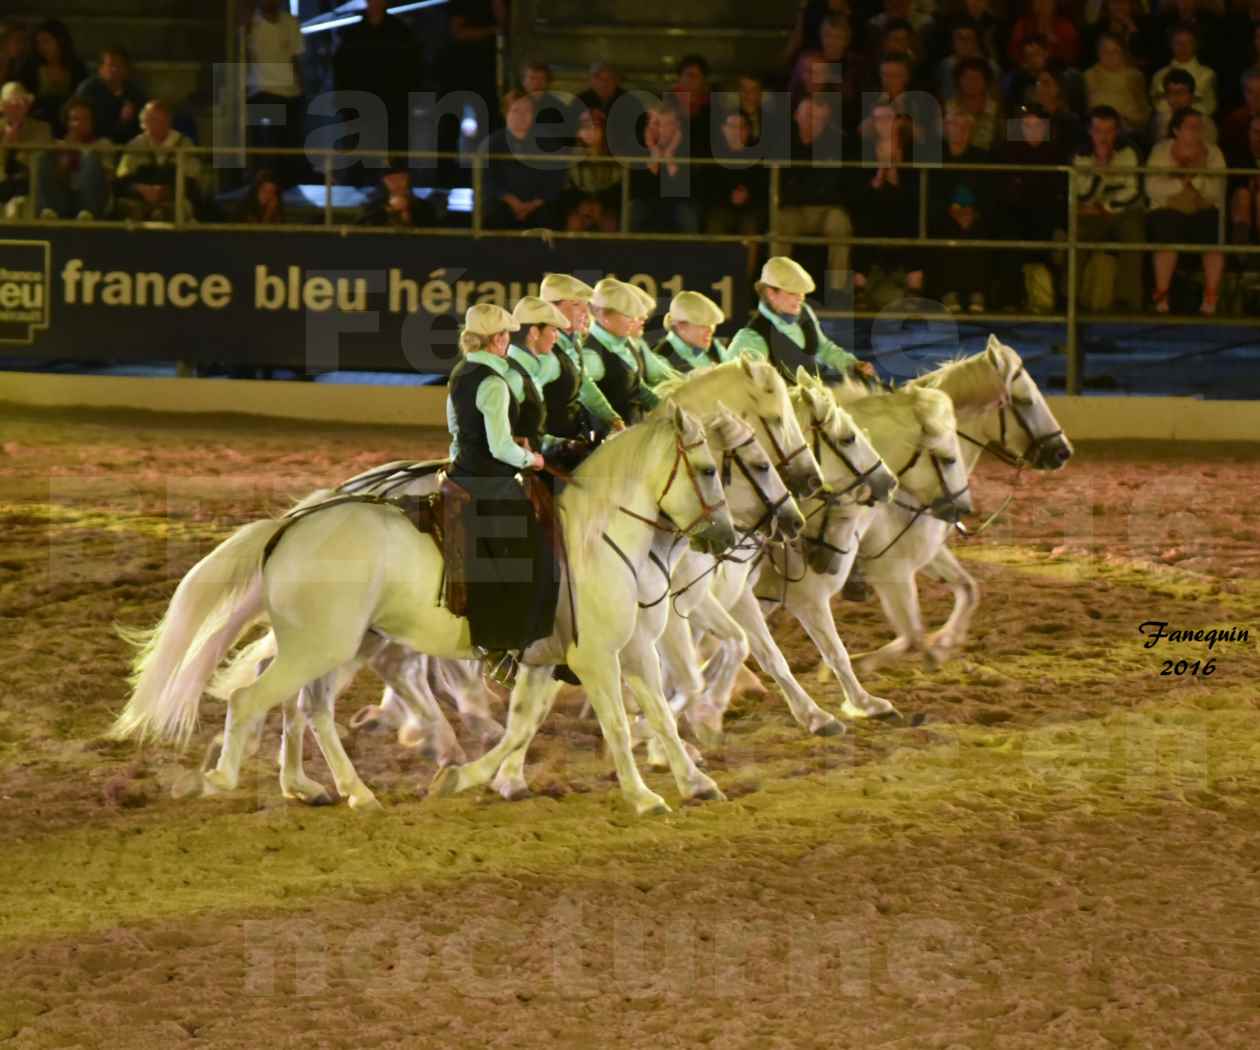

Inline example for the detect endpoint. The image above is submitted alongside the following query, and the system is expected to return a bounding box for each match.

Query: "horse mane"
[906,344,1016,415]
[703,405,756,452]
[652,357,777,407]
[844,386,954,459]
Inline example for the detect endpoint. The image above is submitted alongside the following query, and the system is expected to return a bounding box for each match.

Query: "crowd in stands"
[6,0,1260,315]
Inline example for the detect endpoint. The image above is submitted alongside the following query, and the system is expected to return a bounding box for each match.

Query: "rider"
[728,256,878,382]
[539,272,624,435]
[654,290,732,372]
[584,278,672,425]
[445,303,557,664]
[625,281,679,386]
[507,295,590,471]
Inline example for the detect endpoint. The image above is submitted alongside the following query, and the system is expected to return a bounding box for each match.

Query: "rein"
[858,444,969,562]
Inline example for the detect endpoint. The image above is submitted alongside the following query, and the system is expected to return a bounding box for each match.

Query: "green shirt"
[727,301,860,375]
[556,330,621,428]
[663,330,735,372]
[584,322,666,415]
[507,344,559,388]
[446,350,534,471]
[633,335,682,390]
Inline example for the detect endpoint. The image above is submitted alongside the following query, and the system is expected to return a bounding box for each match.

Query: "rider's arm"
[475,376,535,470]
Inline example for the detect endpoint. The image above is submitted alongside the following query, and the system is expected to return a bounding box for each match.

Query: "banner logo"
[0,240,51,345]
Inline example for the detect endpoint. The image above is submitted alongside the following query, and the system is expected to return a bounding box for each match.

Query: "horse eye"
[941,456,957,467]
[755,463,770,473]
[842,434,856,445]
[703,466,718,478]
[1013,397,1034,407]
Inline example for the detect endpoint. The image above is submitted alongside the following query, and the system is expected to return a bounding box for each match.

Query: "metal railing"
[8,140,1260,395]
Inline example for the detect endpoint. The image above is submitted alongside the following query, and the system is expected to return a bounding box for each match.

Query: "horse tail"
[109,518,284,748]
[206,629,277,702]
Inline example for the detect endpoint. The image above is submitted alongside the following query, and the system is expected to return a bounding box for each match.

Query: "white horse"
[110,403,737,817]
[654,373,899,747]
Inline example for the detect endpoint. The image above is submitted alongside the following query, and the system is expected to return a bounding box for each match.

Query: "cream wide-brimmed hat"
[756,256,816,296]
[626,281,658,320]
[590,278,641,317]
[664,290,725,330]
[463,302,520,336]
[512,296,571,331]
[539,273,595,303]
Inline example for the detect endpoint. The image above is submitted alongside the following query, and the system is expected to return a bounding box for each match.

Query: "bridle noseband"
[618,433,728,538]
[957,365,1065,469]
[810,417,885,503]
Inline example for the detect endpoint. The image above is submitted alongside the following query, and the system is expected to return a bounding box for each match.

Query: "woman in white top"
[1145,107,1227,314]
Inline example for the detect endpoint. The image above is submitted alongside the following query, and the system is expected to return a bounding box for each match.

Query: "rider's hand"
[530,452,545,471]
[610,418,627,432]
[853,361,876,378]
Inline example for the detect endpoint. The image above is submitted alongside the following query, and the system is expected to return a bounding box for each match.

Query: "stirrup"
[481,649,520,688]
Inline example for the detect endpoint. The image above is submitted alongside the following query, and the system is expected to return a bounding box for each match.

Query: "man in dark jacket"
[333,0,424,160]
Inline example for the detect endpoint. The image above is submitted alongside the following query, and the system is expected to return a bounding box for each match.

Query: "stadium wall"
[2,372,1259,442]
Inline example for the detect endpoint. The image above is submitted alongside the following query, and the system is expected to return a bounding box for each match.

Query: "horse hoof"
[349,706,384,732]
[497,783,532,802]
[170,769,202,800]
[349,793,384,813]
[200,736,223,773]
[910,712,929,727]
[306,790,336,807]
[635,796,672,817]
[691,786,727,803]
[812,718,847,738]
[872,709,903,723]
[201,769,235,796]
[429,766,462,799]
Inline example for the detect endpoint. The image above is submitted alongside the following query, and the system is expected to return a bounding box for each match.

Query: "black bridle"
[859,443,971,562]
[617,433,728,538]
[810,417,887,504]
[956,366,1066,470]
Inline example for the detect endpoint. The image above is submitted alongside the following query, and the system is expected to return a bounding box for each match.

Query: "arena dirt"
[1,405,1258,1049]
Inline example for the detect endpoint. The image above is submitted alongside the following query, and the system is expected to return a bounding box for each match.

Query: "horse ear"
[985,334,1005,371]
[670,400,687,435]
[795,364,811,387]
[739,353,756,380]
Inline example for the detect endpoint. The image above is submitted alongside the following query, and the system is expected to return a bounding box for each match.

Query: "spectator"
[937,19,1001,102]
[947,57,1003,152]
[1074,105,1145,310]
[1151,68,1218,142]
[563,107,620,232]
[356,159,437,227]
[1007,0,1082,68]
[1150,0,1224,73]
[866,0,935,60]
[32,96,110,220]
[520,60,573,151]
[629,102,700,233]
[854,100,924,304]
[0,21,30,88]
[576,60,625,122]
[1085,33,1152,140]
[115,99,200,222]
[874,19,928,75]
[705,109,769,277]
[773,95,854,293]
[865,50,933,144]
[794,52,855,137]
[439,0,504,133]
[75,46,145,145]
[246,0,305,188]
[1085,0,1160,74]
[482,90,565,230]
[952,0,1005,67]
[1035,69,1086,148]
[1220,68,1260,166]
[236,167,286,224]
[928,109,993,312]
[670,54,714,157]
[1146,107,1226,313]
[1227,112,1260,244]
[1005,36,1087,116]
[790,17,865,129]
[785,0,854,61]
[737,73,770,144]
[1151,23,1219,118]
[995,103,1073,310]
[20,20,86,134]
[334,0,425,157]
[0,81,51,220]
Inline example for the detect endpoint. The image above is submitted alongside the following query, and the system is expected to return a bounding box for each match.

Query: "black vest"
[448,358,521,479]
[544,345,586,438]
[594,340,645,424]
[505,356,547,449]
[653,334,723,373]
[747,307,823,380]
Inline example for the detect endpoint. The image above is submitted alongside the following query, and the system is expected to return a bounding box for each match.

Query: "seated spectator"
[1151,24,1218,118]
[928,109,993,312]
[75,46,145,145]
[1146,108,1226,313]
[1151,68,1218,143]
[576,60,624,122]
[115,99,201,223]
[1035,69,1085,149]
[995,103,1073,310]
[1227,112,1260,244]
[0,21,30,88]
[947,58,1003,152]
[669,54,714,156]
[33,96,110,220]
[19,20,85,134]
[481,90,565,230]
[1074,106,1145,311]
[793,51,856,137]
[563,107,620,232]
[866,0,935,61]
[356,160,436,228]
[1085,33,1152,141]
[790,16,865,130]
[737,72,770,145]
[1220,68,1260,166]
[772,95,853,293]
[1150,0,1224,73]
[520,59,574,151]
[237,167,286,224]
[864,50,934,145]
[704,109,769,276]
[854,100,924,303]
[785,0,853,62]
[1085,0,1160,74]
[874,19,928,76]
[1005,35,1087,116]
[937,19,1001,102]
[0,80,51,219]
[1007,0,1082,68]
[629,102,699,233]
[953,0,1004,67]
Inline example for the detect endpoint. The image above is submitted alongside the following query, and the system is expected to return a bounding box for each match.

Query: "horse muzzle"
[774,500,806,541]
[861,467,899,506]
[930,494,972,524]
[1035,437,1073,471]
[690,519,737,556]
[788,460,825,501]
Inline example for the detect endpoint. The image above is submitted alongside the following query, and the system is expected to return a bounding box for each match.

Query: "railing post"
[917,166,927,241]
[1065,166,1080,396]
[619,161,631,234]
[323,152,334,227]
[472,153,484,236]
[174,148,186,228]
[769,162,781,249]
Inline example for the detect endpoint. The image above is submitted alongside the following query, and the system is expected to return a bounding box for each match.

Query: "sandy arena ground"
[1,405,1258,1049]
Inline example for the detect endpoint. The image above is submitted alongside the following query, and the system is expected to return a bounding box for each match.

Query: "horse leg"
[783,578,898,720]
[729,588,844,737]
[622,633,724,802]
[302,663,383,811]
[278,689,335,805]
[854,572,929,674]
[369,648,467,767]
[688,595,753,748]
[652,610,710,758]
[921,546,980,666]
[434,658,504,754]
